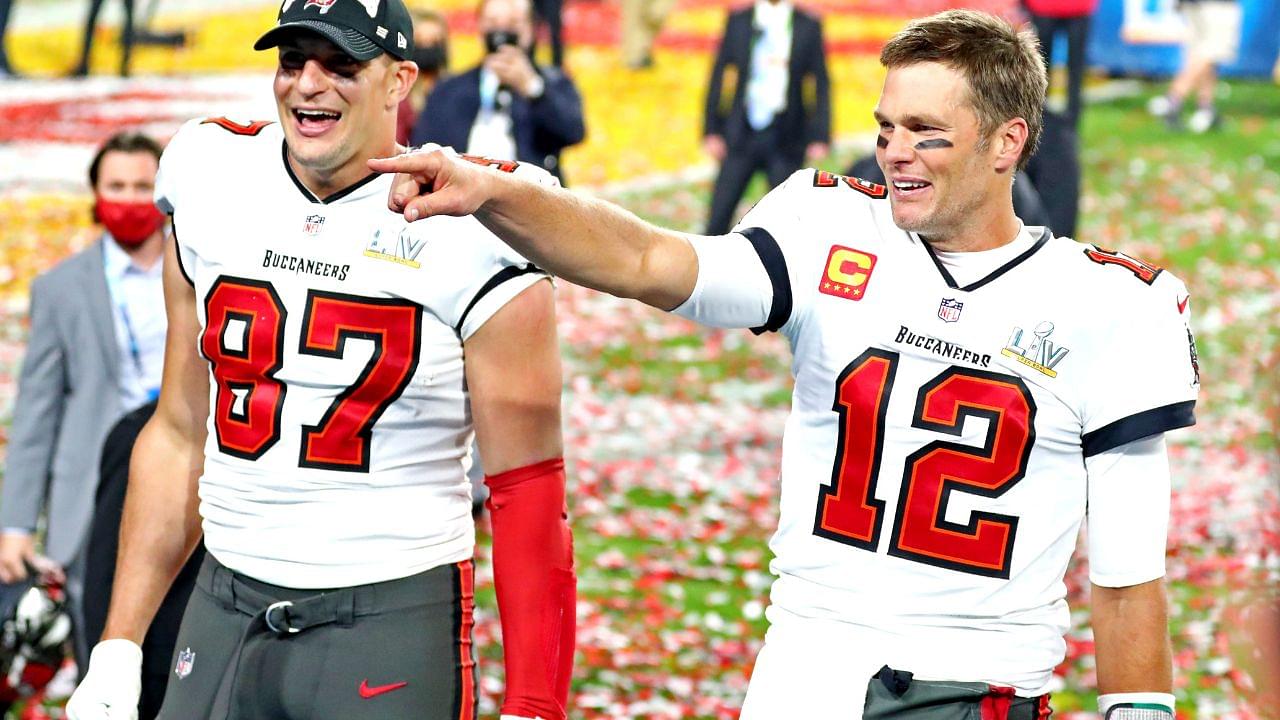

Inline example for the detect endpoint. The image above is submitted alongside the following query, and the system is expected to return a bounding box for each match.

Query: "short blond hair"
[880,10,1047,169]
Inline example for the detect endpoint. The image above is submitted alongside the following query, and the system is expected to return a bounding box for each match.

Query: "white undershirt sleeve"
[1086,434,1172,587]
[671,232,775,330]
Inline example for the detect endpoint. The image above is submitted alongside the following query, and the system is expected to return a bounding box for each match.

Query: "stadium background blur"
[0,0,1277,717]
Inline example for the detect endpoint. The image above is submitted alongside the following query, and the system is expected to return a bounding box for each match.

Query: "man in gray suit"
[0,132,168,669]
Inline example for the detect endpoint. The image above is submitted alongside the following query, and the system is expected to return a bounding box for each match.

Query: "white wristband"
[1098,692,1175,719]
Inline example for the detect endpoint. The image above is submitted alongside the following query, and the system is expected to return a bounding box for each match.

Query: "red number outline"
[814,354,1037,578]
[888,368,1035,578]
[297,290,423,472]
[812,170,888,199]
[201,277,288,460]
[1083,246,1162,285]
[460,154,521,173]
[201,117,274,136]
[813,349,896,550]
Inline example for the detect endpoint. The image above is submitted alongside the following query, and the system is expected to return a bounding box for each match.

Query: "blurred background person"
[0,0,15,78]
[533,0,563,66]
[399,6,451,145]
[0,131,167,675]
[1022,107,1080,237]
[72,0,135,77]
[702,0,830,235]
[1147,0,1242,132]
[621,0,676,70]
[1024,0,1096,127]
[412,0,585,182]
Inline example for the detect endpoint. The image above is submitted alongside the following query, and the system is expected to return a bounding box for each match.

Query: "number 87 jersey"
[155,119,552,590]
[675,170,1199,696]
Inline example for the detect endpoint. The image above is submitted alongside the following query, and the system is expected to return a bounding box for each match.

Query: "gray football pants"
[158,556,478,720]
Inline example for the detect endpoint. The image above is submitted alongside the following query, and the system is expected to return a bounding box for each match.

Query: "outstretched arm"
[466,279,575,720]
[369,150,700,311]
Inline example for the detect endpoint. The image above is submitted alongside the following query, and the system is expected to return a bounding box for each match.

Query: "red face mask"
[95,198,165,247]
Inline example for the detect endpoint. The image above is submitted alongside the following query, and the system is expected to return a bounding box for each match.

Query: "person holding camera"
[411,0,585,183]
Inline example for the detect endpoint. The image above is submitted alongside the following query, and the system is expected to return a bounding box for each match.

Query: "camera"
[484,30,520,54]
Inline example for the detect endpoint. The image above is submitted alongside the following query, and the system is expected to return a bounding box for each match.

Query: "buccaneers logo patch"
[819,246,877,301]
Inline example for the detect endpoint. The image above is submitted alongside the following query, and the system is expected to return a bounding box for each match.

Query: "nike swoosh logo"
[1177,295,1190,314]
[359,679,408,699]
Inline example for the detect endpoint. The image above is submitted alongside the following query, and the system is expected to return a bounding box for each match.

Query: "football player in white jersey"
[67,2,575,720]
[372,10,1198,720]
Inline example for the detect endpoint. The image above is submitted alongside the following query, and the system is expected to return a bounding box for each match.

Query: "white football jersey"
[155,118,552,588]
[676,170,1199,694]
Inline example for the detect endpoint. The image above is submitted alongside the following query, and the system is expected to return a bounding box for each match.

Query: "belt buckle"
[264,600,299,634]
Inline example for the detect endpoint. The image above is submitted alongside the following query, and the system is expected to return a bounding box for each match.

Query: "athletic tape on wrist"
[1099,692,1174,720]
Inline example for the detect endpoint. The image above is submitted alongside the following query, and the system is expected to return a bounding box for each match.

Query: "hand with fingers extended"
[369,146,501,223]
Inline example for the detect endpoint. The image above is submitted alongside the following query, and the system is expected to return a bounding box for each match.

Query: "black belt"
[199,557,453,636]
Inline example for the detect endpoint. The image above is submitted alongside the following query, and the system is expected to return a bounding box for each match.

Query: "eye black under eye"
[324,56,359,74]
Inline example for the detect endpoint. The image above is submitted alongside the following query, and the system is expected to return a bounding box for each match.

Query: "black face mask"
[483,29,520,55]
[413,44,447,74]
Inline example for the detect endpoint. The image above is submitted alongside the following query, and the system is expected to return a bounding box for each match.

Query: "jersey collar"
[919,225,1051,292]
[281,141,383,205]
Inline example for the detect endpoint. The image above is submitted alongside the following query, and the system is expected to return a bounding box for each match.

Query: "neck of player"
[287,138,397,199]
[920,192,1021,254]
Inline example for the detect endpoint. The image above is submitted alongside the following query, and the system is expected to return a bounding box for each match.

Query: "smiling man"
[372,10,1199,720]
[65,2,575,719]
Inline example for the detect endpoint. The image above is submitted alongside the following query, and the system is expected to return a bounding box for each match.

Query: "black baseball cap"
[254,0,415,62]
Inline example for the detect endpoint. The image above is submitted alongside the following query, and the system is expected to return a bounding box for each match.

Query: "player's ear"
[991,117,1027,174]
[387,57,418,109]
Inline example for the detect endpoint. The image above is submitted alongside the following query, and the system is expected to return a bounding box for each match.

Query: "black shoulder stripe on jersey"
[455,264,543,335]
[1081,400,1196,457]
[171,217,195,287]
[281,141,381,204]
[739,226,792,335]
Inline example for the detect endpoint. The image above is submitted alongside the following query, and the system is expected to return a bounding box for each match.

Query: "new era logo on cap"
[258,0,413,61]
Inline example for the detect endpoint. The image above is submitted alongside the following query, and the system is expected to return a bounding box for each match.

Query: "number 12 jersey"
[675,169,1199,694]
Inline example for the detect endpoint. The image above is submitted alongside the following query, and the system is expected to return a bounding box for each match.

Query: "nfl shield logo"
[303,214,325,235]
[175,647,195,679]
[938,298,963,323]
